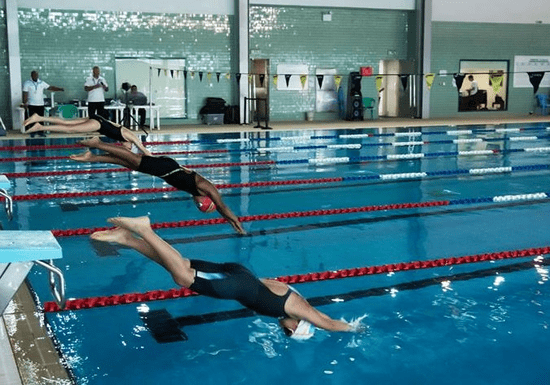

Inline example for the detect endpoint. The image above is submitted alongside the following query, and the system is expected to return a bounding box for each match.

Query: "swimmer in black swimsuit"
[23,113,150,155]
[91,216,354,336]
[71,137,245,235]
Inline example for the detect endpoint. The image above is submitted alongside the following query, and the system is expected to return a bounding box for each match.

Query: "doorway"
[378,59,415,118]
[249,59,269,123]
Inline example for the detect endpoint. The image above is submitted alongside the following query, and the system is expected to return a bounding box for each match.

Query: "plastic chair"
[362,97,376,119]
[57,104,78,119]
[536,94,549,116]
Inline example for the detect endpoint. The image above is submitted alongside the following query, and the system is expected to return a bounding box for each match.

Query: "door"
[378,60,415,118]
[250,59,269,122]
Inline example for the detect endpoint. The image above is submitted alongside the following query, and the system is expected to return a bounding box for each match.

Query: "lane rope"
[4,143,550,164]
[42,246,550,312]
[4,133,550,163]
[47,191,550,237]
[3,124,548,153]
[3,162,549,186]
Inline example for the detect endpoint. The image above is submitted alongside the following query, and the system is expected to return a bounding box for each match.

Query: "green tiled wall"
[1,6,414,125]
[16,8,237,123]
[7,7,548,123]
[249,6,414,120]
[430,21,550,117]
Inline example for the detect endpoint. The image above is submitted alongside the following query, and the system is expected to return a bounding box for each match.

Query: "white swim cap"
[290,320,315,341]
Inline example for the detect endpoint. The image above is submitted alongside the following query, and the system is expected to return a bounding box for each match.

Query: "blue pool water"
[2,123,550,384]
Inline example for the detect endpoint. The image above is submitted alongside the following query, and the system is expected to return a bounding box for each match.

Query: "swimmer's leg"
[69,151,135,168]
[106,216,195,287]
[78,137,142,169]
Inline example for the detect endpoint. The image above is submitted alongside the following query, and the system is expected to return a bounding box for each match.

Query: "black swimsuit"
[188,260,293,318]
[136,155,201,196]
[92,115,126,142]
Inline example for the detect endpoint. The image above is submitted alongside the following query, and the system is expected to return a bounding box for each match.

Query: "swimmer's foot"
[79,136,102,148]
[24,122,44,134]
[23,113,41,127]
[107,216,151,234]
[69,150,94,162]
[90,227,135,245]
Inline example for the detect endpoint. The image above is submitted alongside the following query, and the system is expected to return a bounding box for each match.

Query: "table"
[77,105,126,123]
[131,105,161,130]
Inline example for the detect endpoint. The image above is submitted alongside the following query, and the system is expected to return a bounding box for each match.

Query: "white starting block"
[0,231,65,315]
[0,175,13,221]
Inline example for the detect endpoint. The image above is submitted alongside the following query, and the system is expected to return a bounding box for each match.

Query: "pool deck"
[1,113,550,384]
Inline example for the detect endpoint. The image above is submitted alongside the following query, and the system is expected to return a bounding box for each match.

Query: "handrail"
[0,188,12,220]
[35,259,66,310]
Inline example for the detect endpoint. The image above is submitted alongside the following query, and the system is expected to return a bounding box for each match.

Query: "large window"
[115,58,187,118]
[458,60,508,112]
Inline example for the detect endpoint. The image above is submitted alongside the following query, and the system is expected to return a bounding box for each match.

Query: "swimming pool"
[3,123,550,384]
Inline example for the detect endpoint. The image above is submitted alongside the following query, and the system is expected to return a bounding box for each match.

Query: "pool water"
[2,124,550,384]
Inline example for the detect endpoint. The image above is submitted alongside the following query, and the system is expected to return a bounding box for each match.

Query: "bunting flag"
[399,75,408,90]
[190,71,195,80]
[453,73,465,92]
[316,74,324,89]
[285,74,292,87]
[225,73,231,81]
[164,69,168,77]
[236,73,241,85]
[259,74,265,87]
[528,72,545,94]
[170,70,174,78]
[157,68,161,77]
[490,74,504,93]
[248,74,253,84]
[425,73,435,90]
[300,74,307,89]
[199,71,203,82]
[183,70,188,80]
[334,75,342,90]
[216,72,221,83]
[273,74,278,87]
[375,75,383,92]
[207,72,212,82]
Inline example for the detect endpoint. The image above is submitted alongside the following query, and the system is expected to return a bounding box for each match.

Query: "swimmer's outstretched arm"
[195,175,246,235]
[284,292,352,332]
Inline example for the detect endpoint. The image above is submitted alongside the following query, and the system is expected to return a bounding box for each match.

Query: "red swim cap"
[194,196,216,213]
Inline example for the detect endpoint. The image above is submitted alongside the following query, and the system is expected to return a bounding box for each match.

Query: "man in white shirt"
[84,66,109,119]
[22,70,64,136]
[467,75,478,96]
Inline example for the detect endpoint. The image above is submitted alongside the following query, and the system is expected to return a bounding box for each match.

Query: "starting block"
[0,231,65,315]
[0,175,13,220]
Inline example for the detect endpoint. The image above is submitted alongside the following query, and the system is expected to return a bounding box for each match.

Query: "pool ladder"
[0,187,13,221]
[35,260,66,310]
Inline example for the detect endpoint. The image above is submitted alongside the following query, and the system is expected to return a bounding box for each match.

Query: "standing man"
[84,66,109,119]
[22,70,64,136]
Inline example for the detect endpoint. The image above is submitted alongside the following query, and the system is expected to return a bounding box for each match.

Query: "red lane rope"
[42,246,550,312]
[49,201,450,237]
[11,177,344,201]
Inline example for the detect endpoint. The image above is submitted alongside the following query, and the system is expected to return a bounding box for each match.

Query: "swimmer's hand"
[344,315,368,333]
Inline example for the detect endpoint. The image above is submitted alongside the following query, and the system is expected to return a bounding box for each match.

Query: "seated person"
[127,85,148,127]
